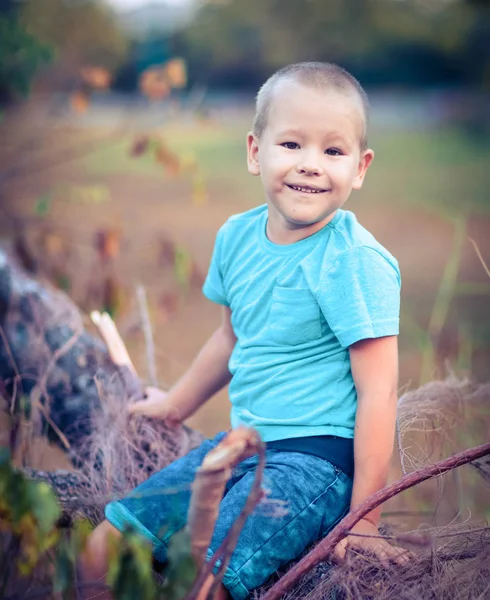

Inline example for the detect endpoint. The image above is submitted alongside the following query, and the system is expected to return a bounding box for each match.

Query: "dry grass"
[282,522,490,600]
[397,376,490,473]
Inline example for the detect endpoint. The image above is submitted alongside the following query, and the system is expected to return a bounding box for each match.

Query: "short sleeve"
[319,247,401,348]
[202,226,229,306]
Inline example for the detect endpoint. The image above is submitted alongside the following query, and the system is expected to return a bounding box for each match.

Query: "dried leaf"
[101,275,126,318]
[80,66,111,90]
[43,232,64,257]
[94,229,121,262]
[70,90,89,113]
[191,174,208,206]
[165,58,187,89]
[154,140,181,176]
[130,135,150,157]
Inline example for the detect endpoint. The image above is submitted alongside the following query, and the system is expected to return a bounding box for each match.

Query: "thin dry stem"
[136,285,159,387]
[468,237,490,278]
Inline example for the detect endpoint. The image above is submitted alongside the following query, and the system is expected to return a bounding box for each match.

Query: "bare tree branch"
[183,428,265,600]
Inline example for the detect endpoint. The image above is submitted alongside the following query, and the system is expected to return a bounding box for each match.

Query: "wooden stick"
[183,428,265,600]
[90,310,137,374]
[187,428,263,568]
[261,441,490,600]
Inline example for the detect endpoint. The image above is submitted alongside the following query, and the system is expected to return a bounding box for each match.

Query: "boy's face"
[247,82,374,242]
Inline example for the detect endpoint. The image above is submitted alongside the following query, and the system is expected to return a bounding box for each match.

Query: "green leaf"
[72,519,93,554]
[107,528,156,600]
[19,395,32,420]
[174,246,193,289]
[55,274,71,291]
[34,193,51,216]
[0,446,11,465]
[54,534,74,594]
[163,529,197,600]
[28,481,61,535]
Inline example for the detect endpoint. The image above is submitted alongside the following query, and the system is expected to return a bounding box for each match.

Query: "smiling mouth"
[286,184,328,194]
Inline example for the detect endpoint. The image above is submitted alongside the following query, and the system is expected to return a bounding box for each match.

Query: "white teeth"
[290,185,323,193]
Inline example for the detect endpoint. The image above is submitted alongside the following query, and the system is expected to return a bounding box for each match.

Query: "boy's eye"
[325,148,342,156]
[281,142,299,150]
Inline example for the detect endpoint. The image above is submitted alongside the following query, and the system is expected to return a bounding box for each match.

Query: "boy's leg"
[79,523,230,600]
[79,520,121,599]
[104,432,227,561]
[207,450,352,600]
[78,432,228,596]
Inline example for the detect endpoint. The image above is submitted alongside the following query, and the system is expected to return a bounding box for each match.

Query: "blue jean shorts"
[105,432,353,600]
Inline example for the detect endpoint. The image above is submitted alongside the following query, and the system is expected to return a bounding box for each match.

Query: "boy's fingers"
[345,538,412,568]
[144,386,168,400]
[127,401,147,415]
[392,547,413,566]
[376,543,412,566]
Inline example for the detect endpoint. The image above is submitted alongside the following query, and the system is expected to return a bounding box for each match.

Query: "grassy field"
[84,121,490,212]
[81,117,490,380]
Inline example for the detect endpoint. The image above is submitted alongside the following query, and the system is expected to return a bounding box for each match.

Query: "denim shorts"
[105,432,353,600]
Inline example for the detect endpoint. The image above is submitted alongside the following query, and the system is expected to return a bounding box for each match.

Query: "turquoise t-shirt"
[202,205,401,442]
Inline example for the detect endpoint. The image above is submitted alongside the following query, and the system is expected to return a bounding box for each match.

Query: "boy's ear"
[352,148,374,190]
[246,132,261,176]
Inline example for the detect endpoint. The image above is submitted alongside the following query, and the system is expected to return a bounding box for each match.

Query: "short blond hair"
[253,62,370,150]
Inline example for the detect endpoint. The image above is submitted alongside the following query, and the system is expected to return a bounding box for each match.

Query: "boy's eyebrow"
[275,128,304,137]
[276,128,355,144]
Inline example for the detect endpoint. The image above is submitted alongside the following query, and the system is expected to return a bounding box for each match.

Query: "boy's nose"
[296,153,323,176]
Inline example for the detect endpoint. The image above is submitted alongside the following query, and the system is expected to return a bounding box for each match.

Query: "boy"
[82,62,410,599]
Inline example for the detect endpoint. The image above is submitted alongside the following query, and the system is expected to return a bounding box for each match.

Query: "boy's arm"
[129,306,236,423]
[333,335,410,565]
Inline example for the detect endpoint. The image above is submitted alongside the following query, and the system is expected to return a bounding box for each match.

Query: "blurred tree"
[0,14,52,104]
[167,0,490,90]
[19,0,129,76]
[0,0,52,105]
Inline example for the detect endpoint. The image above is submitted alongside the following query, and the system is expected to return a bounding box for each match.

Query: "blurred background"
[0,0,489,474]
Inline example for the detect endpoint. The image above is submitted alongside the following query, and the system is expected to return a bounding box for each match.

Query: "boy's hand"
[333,518,412,566]
[128,386,181,425]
